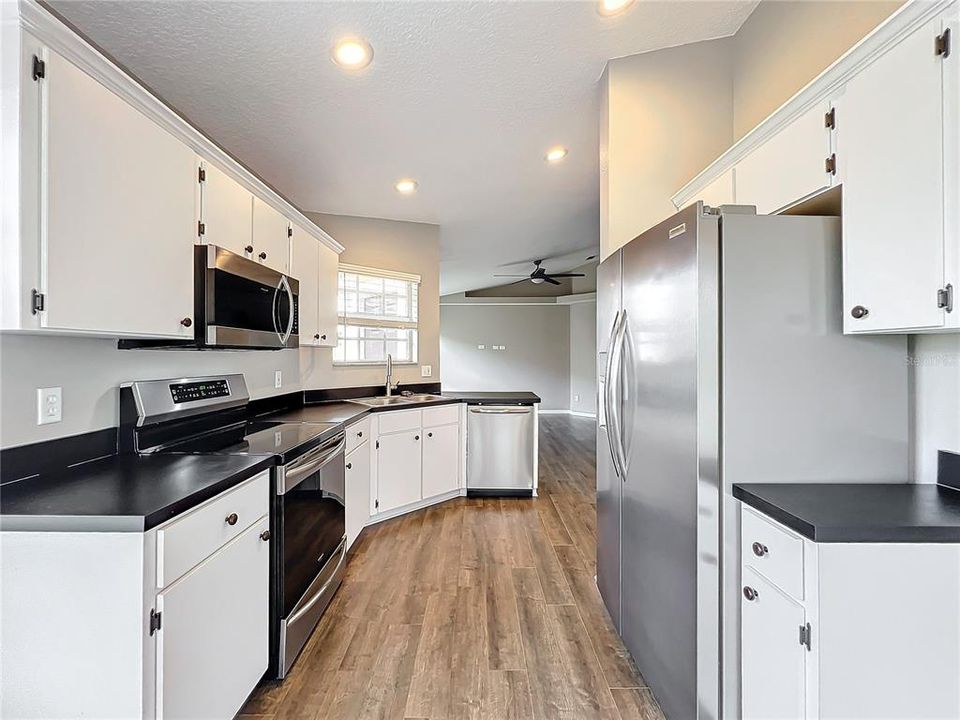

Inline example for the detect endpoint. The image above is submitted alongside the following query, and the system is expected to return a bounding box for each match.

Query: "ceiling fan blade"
[543,276,561,286]
[544,273,586,278]
[493,274,531,277]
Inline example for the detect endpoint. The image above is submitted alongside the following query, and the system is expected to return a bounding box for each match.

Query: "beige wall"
[732,0,904,139]
[601,37,734,259]
[303,213,441,390]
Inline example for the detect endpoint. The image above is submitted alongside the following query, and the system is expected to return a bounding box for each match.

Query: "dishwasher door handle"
[468,407,531,414]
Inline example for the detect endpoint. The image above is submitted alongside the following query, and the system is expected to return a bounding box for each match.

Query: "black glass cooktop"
[161,420,340,462]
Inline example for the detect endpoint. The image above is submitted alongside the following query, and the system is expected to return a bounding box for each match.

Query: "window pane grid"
[335,268,419,365]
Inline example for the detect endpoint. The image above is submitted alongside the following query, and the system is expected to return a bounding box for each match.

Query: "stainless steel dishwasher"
[466,405,536,495]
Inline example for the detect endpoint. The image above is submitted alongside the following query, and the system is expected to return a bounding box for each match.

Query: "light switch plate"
[274,370,282,389]
[37,387,62,425]
[421,365,433,378]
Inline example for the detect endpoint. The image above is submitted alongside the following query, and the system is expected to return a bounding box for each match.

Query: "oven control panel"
[170,379,231,404]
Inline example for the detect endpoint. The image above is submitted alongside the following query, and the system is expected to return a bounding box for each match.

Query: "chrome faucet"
[385,353,398,396]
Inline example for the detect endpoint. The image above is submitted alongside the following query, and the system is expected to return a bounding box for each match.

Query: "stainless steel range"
[119,374,346,679]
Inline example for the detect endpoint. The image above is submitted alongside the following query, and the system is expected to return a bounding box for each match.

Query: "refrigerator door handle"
[609,309,629,479]
[603,311,623,478]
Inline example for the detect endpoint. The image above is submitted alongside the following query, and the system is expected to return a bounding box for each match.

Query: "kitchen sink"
[401,394,444,402]
[351,396,412,407]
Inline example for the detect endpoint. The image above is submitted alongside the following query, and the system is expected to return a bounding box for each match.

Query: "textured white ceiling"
[50,0,757,293]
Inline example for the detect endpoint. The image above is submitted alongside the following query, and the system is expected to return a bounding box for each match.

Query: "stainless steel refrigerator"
[596,203,909,720]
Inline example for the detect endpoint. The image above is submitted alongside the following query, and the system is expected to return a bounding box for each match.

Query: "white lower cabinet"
[376,429,423,513]
[740,505,960,720]
[741,567,806,720]
[369,406,463,520]
[422,423,460,498]
[345,434,371,550]
[157,516,269,720]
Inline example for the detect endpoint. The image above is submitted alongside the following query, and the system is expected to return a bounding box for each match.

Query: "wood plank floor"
[241,415,663,720]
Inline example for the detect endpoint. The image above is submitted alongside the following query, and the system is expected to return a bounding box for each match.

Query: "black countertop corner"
[0,453,275,532]
[733,482,960,543]
[440,391,541,405]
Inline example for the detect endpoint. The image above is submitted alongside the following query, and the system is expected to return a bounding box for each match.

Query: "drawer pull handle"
[259,530,271,542]
[357,431,363,437]
[850,305,869,319]
[743,586,759,602]
[225,513,239,526]
[752,542,768,557]
[346,462,353,470]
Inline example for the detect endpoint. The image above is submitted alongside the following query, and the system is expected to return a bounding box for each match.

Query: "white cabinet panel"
[741,567,806,720]
[378,409,421,435]
[199,162,253,260]
[736,102,832,215]
[376,430,422,512]
[157,516,269,720]
[841,15,947,332]
[422,423,459,498]
[252,196,290,274]
[41,49,195,338]
[740,508,804,601]
[317,243,339,347]
[698,168,736,208]
[345,441,371,549]
[290,223,320,345]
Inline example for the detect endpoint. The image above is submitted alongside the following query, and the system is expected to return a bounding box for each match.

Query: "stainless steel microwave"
[194,245,299,349]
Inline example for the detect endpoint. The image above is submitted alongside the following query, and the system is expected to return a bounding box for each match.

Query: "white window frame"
[333,263,420,366]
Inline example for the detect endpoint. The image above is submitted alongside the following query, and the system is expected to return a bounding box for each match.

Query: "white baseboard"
[540,409,597,419]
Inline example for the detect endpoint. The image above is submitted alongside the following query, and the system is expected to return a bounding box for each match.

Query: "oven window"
[281,464,345,617]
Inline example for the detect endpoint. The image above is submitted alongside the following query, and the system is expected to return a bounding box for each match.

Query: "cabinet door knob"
[357,431,363,438]
[225,513,239,526]
[259,529,271,542]
[850,305,869,319]
[346,462,353,470]
[320,334,327,340]
[414,435,420,441]
[743,586,759,602]
[258,251,267,260]
[180,317,193,328]
[427,432,433,438]
[751,542,768,557]
[314,333,320,340]
[245,245,254,254]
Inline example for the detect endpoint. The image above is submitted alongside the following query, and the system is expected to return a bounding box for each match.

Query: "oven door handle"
[278,436,346,495]
[286,540,347,626]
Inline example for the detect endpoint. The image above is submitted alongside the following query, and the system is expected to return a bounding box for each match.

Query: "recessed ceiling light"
[332,36,373,70]
[598,0,636,17]
[395,178,418,195]
[545,146,568,163]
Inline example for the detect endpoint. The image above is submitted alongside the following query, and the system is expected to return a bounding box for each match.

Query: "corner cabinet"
[740,505,960,720]
[672,0,959,335]
[0,471,271,720]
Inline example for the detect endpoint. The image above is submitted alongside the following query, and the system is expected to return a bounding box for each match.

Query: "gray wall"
[440,304,571,411]
[569,302,597,415]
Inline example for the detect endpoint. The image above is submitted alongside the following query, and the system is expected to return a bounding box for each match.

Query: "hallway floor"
[241,414,663,720]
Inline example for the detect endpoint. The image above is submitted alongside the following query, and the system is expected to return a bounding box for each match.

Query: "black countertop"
[440,391,541,405]
[733,482,960,543]
[0,453,275,532]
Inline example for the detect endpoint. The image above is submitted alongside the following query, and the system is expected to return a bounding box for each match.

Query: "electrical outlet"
[421,365,433,378]
[37,387,62,425]
[274,370,282,389]
[574,393,580,403]
[477,344,486,350]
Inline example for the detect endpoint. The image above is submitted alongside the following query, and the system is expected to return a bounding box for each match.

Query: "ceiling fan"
[494,259,585,286]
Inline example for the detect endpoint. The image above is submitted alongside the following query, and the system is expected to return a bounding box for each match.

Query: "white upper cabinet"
[252,196,290,274]
[40,48,195,338]
[198,161,253,260]
[317,243,339,347]
[736,101,834,215]
[841,11,953,333]
[290,222,320,344]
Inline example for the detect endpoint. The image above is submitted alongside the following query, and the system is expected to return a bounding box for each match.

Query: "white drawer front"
[422,404,460,428]
[346,417,371,453]
[376,408,422,435]
[158,471,270,589]
[741,507,804,600]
